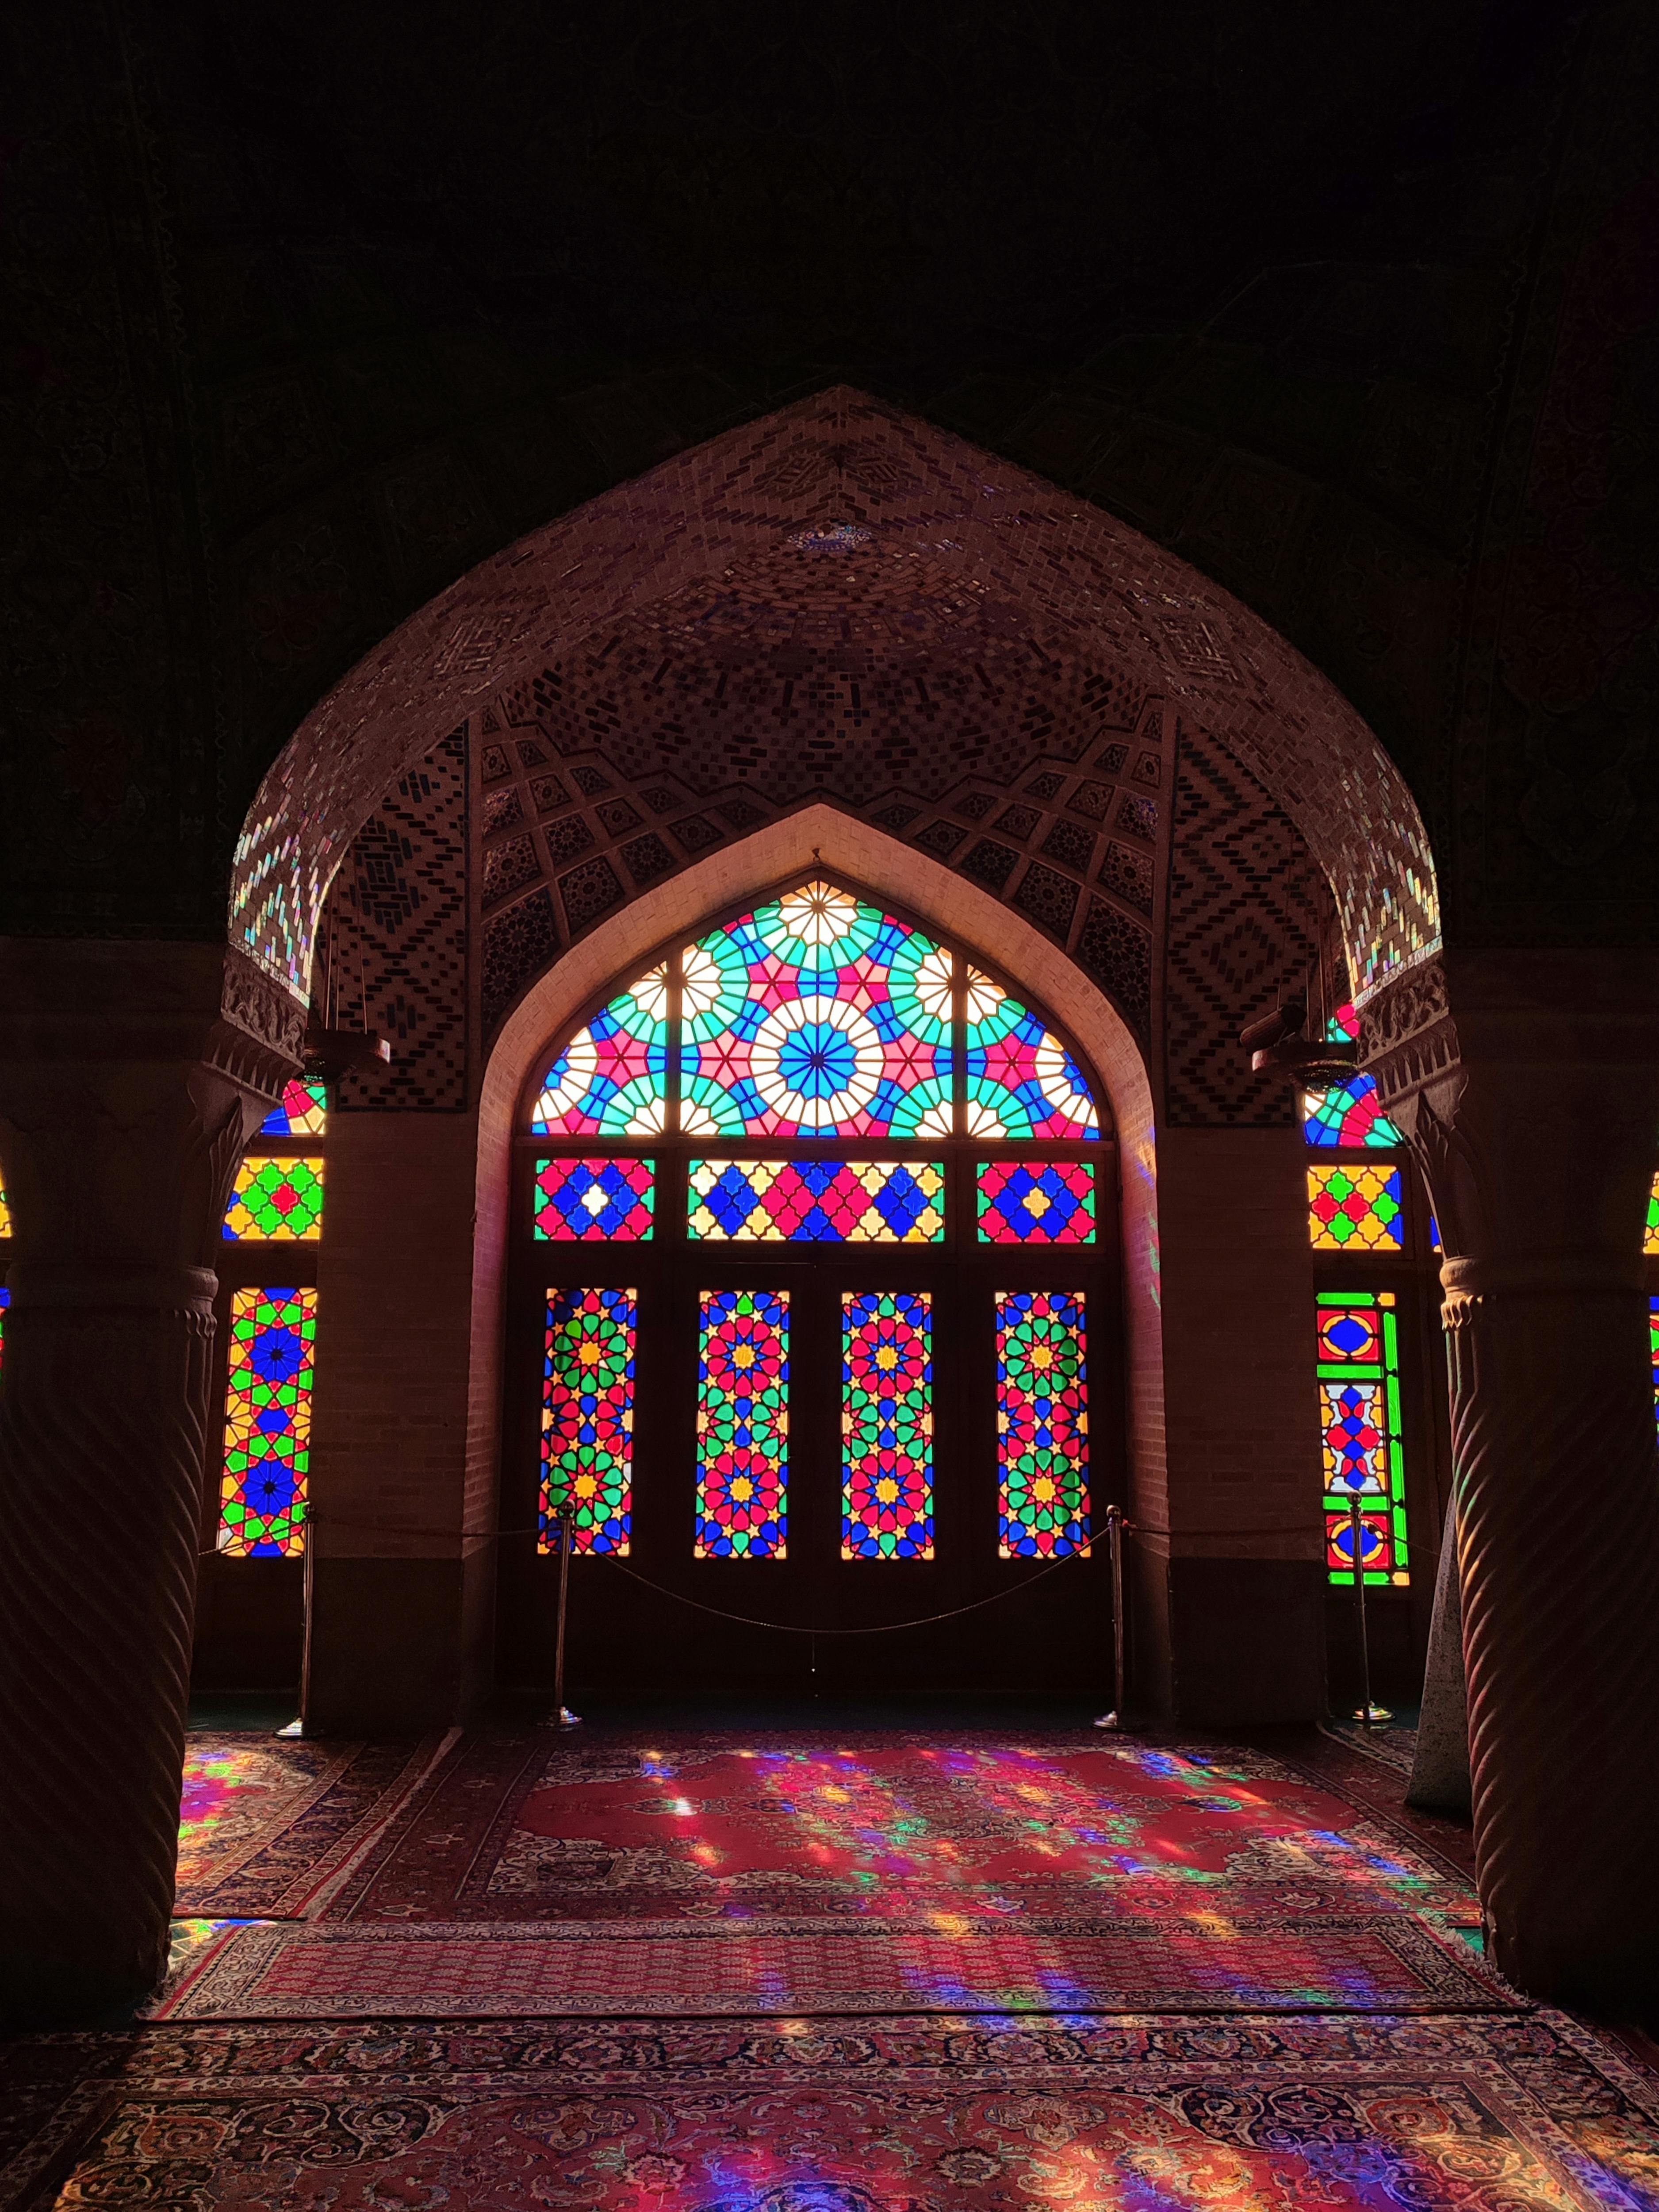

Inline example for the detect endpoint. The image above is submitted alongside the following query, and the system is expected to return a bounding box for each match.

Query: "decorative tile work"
[543,813,596,865]
[319,730,471,1113]
[482,833,537,908]
[1074,897,1152,1037]
[228,389,1440,1022]
[960,839,1019,890]
[482,888,561,1029]
[1040,817,1096,871]
[1099,839,1154,914]
[1012,860,1079,938]
[559,856,623,931]
[1163,723,1327,1127]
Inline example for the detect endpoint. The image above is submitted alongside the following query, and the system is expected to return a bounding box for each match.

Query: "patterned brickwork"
[229,390,1441,1028]
[320,730,470,1112]
[1164,723,1329,1126]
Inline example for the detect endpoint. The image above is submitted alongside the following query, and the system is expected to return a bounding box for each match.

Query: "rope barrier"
[603,1551,1090,1637]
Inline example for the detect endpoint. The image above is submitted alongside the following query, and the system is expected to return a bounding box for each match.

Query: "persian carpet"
[176,1731,447,1916]
[5,2011,1655,2212]
[326,1725,1480,1928]
[149,1912,1513,2020]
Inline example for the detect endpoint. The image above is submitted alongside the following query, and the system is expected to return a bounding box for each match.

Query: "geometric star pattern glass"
[216,1287,317,1557]
[540,1288,636,1556]
[680,883,954,1139]
[1317,1290,1409,1586]
[223,1156,326,1242]
[258,1079,329,1139]
[687,1159,945,1242]
[1647,1169,1659,1257]
[977,1161,1096,1244]
[1307,1164,1404,1252]
[533,1157,655,1241]
[963,967,1099,1141]
[841,1290,934,1559]
[695,1288,789,1558]
[996,1290,1090,1557]
[531,965,670,1137]
[1301,1003,1402,1148]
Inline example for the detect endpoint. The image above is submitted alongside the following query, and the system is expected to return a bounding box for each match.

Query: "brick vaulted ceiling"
[232,389,1439,1060]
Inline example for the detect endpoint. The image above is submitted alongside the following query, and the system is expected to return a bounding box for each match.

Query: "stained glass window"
[687,1160,945,1242]
[963,968,1099,1141]
[1649,1296,1659,1443]
[0,1286,9,1380]
[531,966,670,1136]
[223,1157,326,1242]
[696,1289,789,1558]
[541,1287,635,1555]
[996,1291,1090,1556]
[977,1162,1096,1244]
[1300,1004,1402,1149]
[680,883,954,1139]
[259,1080,329,1138]
[534,1158,654,1240]
[841,1290,934,1559]
[1307,1164,1404,1252]
[0,1185,10,1236]
[217,1286,317,1557]
[1647,1171,1659,1257]
[1318,1290,1409,1586]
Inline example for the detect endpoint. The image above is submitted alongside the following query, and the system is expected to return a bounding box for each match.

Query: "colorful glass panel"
[977,1161,1096,1244]
[996,1290,1090,1557]
[687,1159,945,1242]
[680,882,954,1139]
[1646,1170,1659,1257]
[1317,1290,1409,1586]
[258,1079,329,1138]
[0,1285,8,1381]
[696,1289,789,1558]
[217,1287,316,1557]
[531,966,670,1136]
[963,968,1099,1141]
[1301,1003,1401,1148]
[1307,1164,1404,1251]
[1650,1296,1659,1441]
[841,1290,934,1559]
[540,1288,635,1555]
[533,1157,655,1240]
[223,1156,325,1242]
[0,1186,10,1236]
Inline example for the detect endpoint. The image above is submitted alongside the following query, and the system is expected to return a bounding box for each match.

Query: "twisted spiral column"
[0,1264,217,2021]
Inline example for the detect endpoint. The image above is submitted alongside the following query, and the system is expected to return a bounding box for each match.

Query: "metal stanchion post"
[550,1502,582,1730]
[275,1506,315,1738]
[1093,1504,1127,1731]
[1348,1494,1391,1726]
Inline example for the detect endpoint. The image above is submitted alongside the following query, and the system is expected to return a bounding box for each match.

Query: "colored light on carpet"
[223,1154,326,1240]
[996,1290,1090,1556]
[531,965,670,1136]
[963,967,1099,1141]
[680,882,955,1139]
[152,1910,1510,2019]
[1307,1164,1403,1251]
[258,1078,328,1137]
[842,1290,933,1558]
[217,1286,316,1556]
[977,1160,1096,1242]
[1318,1290,1409,1586]
[687,1157,946,1241]
[533,1156,655,1240]
[696,1288,789,1557]
[541,1287,635,1554]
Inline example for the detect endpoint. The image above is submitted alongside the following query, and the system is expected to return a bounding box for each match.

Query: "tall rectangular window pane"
[1307,1164,1403,1252]
[533,1157,654,1240]
[996,1290,1090,1557]
[1318,1290,1409,1586]
[224,1156,326,1241]
[541,1287,635,1555]
[687,1160,944,1242]
[1649,1296,1659,1443]
[841,1290,934,1559]
[696,1289,789,1558]
[1646,1171,1659,1255]
[218,1286,317,1557]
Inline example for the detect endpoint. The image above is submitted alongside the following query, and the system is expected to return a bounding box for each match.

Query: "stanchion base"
[1351,1702,1393,1725]
[1093,1711,1125,1731]
[548,1707,583,1730]
[274,1719,304,1739]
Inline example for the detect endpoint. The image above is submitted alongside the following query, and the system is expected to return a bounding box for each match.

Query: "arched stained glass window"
[521,878,1111,1578]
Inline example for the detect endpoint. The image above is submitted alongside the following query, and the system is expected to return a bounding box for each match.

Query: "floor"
[3,1704,1657,2210]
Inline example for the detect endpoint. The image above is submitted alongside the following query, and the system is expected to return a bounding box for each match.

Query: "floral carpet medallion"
[330,1728,1479,1929]
[176,1734,443,1917]
[4,2013,1655,2212]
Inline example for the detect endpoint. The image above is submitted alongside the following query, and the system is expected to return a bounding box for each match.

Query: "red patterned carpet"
[324,1725,1479,1927]
[7,2012,1659,2211]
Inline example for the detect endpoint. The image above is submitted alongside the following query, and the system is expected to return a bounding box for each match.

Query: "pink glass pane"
[533,1158,654,1240]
